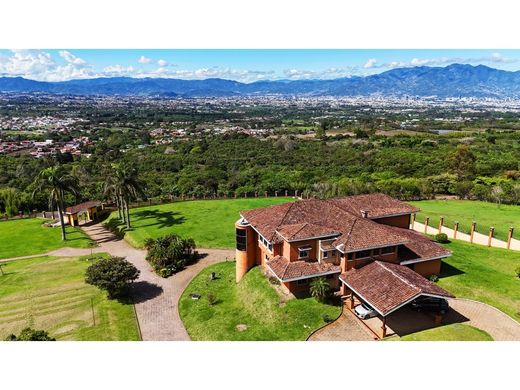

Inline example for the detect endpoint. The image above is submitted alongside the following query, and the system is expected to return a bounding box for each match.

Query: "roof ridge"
[377,261,420,293]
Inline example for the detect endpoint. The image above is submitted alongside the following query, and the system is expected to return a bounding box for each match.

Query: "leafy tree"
[85,257,140,299]
[145,234,196,277]
[0,187,21,217]
[449,144,476,180]
[5,327,55,341]
[309,277,331,302]
[32,165,79,241]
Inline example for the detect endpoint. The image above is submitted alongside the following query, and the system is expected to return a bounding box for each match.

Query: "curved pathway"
[1,222,234,341]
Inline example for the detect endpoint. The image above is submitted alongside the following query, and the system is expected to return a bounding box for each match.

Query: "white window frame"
[258,233,273,253]
[298,246,311,259]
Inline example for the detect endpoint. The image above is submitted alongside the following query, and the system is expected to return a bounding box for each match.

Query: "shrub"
[429,274,439,283]
[322,314,333,323]
[207,292,217,306]
[85,256,140,299]
[309,277,331,302]
[434,233,449,243]
[268,275,281,285]
[145,234,196,277]
[5,327,55,341]
[515,266,520,279]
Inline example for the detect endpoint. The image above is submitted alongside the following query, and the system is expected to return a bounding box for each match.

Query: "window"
[297,279,308,285]
[381,246,394,254]
[331,250,337,256]
[322,251,329,258]
[326,274,335,279]
[356,250,371,259]
[258,234,273,253]
[236,228,247,251]
[265,254,270,262]
[373,248,381,255]
[347,252,354,260]
[298,246,311,259]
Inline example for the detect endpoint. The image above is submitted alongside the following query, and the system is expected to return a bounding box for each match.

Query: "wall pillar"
[381,316,387,338]
[470,221,476,243]
[507,227,514,250]
[453,221,459,239]
[438,216,444,233]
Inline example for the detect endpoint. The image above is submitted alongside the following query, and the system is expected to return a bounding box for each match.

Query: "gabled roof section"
[267,255,341,281]
[330,193,420,219]
[241,198,409,251]
[339,261,454,316]
[65,200,101,214]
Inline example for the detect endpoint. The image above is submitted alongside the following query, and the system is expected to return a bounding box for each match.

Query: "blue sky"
[1,49,520,82]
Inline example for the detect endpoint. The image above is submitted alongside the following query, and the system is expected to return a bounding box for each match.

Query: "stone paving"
[308,309,375,341]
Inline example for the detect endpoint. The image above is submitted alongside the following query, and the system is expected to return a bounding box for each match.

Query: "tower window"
[236,228,247,251]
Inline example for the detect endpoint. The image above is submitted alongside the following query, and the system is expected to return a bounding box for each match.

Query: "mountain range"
[1,64,520,98]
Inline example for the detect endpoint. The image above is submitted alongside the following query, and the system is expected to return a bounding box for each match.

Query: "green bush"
[429,274,440,283]
[145,233,197,277]
[322,314,333,323]
[515,266,520,279]
[5,327,55,341]
[434,233,449,243]
[85,256,140,299]
[207,292,217,306]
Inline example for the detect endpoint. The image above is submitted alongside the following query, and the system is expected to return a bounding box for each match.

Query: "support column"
[470,221,476,243]
[507,227,514,250]
[488,227,494,247]
[381,316,387,338]
[453,221,459,239]
[438,216,444,234]
[347,293,355,309]
[411,213,416,229]
[424,217,429,234]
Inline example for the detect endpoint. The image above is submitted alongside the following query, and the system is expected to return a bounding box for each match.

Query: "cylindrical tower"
[235,218,256,282]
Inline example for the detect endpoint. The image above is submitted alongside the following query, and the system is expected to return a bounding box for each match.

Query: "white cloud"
[59,50,86,65]
[157,59,168,67]
[364,58,377,69]
[103,65,135,76]
[138,55,152,64]
[283,67,357,80]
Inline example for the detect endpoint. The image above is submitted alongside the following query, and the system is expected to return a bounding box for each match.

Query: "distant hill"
[2,64,520,98]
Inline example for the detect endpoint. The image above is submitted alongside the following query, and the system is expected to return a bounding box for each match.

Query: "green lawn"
[106,198,294,249]
[0,255,140,341]
[397,324,493,341]
[179,261,341,341]
[438,239,520,321]
[0,218,92,259]
[410,199,519,242]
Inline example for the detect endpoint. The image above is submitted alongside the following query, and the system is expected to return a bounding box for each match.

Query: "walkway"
[1,222,234,341]
[412,221,520,251]
[308,309,375,341]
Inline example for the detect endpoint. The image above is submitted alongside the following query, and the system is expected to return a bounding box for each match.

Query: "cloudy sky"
[1,49,519,83]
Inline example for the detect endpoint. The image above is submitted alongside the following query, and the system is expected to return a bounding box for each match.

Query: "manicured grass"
[0,255,140,341]
[179,261,341,341]
[438,239,520,321]
[106,198,294,249]
[410,199,519,242]
[397,324,493,341]
[0,218,92,259]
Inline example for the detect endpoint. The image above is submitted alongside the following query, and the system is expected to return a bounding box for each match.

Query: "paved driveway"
[308,309,375,341]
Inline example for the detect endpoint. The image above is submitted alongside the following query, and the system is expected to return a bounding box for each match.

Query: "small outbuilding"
[64,201,102,227]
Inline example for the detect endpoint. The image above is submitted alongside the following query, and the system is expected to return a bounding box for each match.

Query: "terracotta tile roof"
[65,200,101,214]
[267,255,341,281]
[330,193,420,219]
[241,197,409,252]
[384,226,451,262]
[339,261,454,316]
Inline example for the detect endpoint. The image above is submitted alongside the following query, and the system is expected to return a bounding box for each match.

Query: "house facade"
[235,193,451,296]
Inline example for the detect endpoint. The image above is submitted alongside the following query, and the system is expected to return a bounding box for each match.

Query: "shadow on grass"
[439,262,465,278]
[131,209,186,230]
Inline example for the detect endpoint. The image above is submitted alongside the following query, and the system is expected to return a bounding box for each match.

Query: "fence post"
[285,190,288,197]
[453,221,459,239]
[470,221,476,243]
[488,227,494,247]
[438,216,444,234]
[264,191,267,198]
[424,217,429,234]
[507,227,514,250]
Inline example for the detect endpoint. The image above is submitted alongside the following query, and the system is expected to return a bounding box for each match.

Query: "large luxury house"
[235,194,452,298]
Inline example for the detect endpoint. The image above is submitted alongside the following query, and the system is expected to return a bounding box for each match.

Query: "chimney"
[361,210,368,218]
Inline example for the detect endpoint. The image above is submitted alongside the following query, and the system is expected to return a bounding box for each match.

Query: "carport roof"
[339,261,454,316]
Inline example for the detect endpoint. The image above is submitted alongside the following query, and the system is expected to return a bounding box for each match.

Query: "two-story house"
[235,193,451,296]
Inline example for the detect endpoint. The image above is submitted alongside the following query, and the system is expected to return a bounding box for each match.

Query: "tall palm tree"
[33,166,79,241]
[104,164,146,229]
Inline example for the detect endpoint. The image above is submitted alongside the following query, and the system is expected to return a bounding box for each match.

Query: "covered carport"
[339,261,454,338]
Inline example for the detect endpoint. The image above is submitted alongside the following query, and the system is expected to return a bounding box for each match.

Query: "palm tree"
[104,164,146,230]
[33,166,79,241]
[309,277,331,302]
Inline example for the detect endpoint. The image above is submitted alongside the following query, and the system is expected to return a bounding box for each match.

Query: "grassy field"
[438,239,520,321]
[106,198,294,249]
[410,199,519,242]
[179,261,341,341]
[397,324,493,341]
[0,255,140,341]
[0,218,92,259]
